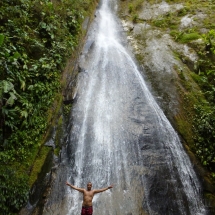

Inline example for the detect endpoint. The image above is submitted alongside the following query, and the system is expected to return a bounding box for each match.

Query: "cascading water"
[42,0,208,214]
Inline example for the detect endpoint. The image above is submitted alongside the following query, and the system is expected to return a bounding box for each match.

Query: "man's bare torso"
[66,181,113,209]
[83,189,94,207]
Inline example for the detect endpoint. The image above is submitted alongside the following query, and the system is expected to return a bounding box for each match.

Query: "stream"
[40,0,208,214]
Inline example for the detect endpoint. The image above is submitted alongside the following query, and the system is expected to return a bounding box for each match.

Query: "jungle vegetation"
[0,0,97,214]
[1,0,215,213]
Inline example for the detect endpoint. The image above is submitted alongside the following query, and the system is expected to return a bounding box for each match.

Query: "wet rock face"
[120,7,199,124]
[119,2,215,212]
[119,0,211,125]
[180,13,207,29]
[139,1,183,20]
[121,24,178,122]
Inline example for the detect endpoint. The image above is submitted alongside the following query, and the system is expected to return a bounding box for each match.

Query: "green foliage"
[152,18,167,28]
[132,14,139,23]
[170,30,201,43]
[0,167,29,215]
[0,34,5,46]
[202,29,215,54]
[192,29,215,171]
[0,0,96,213]
[63,103,72,118]
[177,7,189,16]
[0,80,18,106]
[129,4,133,13]
[152,13,179,29]
[195,30,215,103]
[193,104,215,168]
[0,0,85,156]
[179,32,201,43]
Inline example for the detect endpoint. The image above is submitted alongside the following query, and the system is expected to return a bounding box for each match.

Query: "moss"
[175,116,195,146]
[204,189,215,211]
[173,81,196,145]
[46,93,63,125]
[29,146,51,187]
[54,115,63,156]
[179,32,201,43]
[132,14,139,23]
[63,103,72,117]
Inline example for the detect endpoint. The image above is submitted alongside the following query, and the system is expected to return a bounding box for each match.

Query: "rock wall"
[118,0,215,212]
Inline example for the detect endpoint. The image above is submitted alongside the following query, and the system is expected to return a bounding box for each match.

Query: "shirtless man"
[66,181,113,215]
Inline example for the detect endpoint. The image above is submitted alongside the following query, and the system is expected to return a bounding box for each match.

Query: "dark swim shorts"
[81,206,93,215]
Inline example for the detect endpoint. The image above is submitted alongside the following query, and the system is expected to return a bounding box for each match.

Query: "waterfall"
[43,0,208,214]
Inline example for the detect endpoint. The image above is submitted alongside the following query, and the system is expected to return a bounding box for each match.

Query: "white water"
[62,0,207,214]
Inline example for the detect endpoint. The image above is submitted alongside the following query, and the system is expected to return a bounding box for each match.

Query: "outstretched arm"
[93,185,113,194]
[66,182,84,193]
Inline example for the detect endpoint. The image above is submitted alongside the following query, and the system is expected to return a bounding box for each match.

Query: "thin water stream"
[42,0,208,214]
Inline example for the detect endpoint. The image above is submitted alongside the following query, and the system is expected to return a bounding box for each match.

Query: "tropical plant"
[0,0,97,213]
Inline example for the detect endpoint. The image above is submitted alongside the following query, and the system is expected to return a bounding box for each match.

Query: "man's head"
[87,182,92,191]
